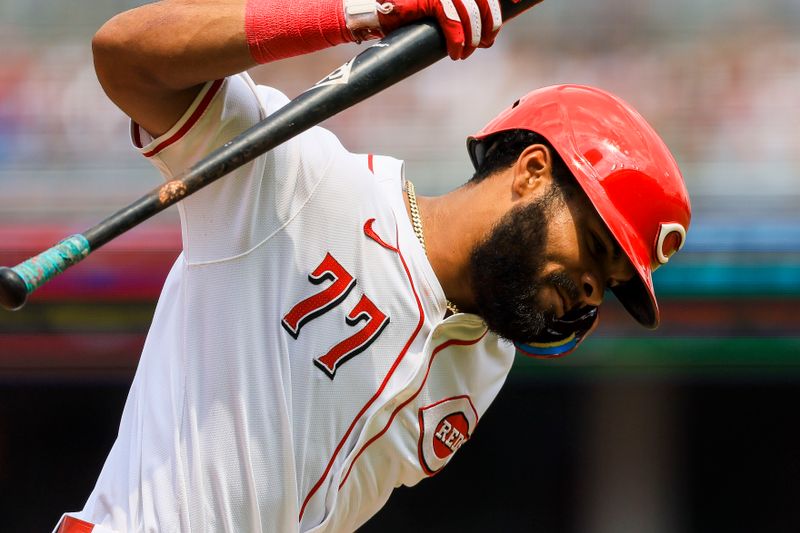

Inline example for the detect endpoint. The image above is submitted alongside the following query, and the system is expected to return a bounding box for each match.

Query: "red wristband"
[245,0,354,64]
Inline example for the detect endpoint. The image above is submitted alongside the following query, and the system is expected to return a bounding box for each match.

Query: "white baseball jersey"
[56,73,516,533]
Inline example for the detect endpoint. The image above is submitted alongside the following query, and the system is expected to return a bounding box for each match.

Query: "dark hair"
[469,130,578,199]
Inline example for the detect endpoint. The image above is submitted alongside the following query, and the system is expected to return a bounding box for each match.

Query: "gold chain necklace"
[405,180,459,315]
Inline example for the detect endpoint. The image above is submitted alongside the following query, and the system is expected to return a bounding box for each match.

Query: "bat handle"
[0,234,92,311]
[0,267,28,311]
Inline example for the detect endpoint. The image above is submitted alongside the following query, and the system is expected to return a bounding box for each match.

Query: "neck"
[409,179,508,313]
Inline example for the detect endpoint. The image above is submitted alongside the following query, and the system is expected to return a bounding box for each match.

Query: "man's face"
[469,183,636,343]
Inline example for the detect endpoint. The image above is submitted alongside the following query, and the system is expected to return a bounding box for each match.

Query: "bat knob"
[0,267,28,311]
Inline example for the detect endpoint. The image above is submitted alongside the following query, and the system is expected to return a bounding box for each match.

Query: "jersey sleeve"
[131,73,337,264]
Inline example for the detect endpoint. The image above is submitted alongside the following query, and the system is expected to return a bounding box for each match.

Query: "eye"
[588,232,603,257]
[609,239,623,261]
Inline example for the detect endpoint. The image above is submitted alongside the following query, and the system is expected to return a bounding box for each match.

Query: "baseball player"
[55,0,691,531]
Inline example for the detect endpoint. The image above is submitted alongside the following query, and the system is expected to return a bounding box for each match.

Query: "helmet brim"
[610,271,659,329]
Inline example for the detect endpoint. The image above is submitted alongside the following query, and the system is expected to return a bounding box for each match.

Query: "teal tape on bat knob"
[13,234,91,292]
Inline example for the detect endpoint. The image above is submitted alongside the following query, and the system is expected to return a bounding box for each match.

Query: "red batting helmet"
[467,84,691,328]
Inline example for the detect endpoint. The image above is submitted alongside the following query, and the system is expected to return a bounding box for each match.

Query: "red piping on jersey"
[132,122,143,149]
[420,393,479,413]
[338,332,487,489]
[57,516,95,533]
[417,394,479,476]
[298,218,424,521]
[140,79,224,158]
[367,153,374,174]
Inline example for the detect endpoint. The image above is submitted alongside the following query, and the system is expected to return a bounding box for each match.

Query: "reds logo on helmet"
[468,84,692,329]
[655,222,687,267]
[418,396,478,475]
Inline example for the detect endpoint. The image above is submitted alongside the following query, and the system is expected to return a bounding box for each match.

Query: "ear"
[511,144,554,200]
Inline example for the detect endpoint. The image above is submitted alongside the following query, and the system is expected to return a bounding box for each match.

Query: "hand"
[377,0,504,60]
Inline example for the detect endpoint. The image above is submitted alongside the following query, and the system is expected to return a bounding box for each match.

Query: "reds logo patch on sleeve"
[417,396,479,475]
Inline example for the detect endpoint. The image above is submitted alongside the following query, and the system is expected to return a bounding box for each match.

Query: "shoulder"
[132,73,285,164]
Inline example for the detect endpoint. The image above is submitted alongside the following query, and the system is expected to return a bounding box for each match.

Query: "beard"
[469,191,581,343]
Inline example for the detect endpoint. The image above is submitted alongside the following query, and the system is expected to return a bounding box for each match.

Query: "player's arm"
[92,0,255,138]
[93,0,507,137]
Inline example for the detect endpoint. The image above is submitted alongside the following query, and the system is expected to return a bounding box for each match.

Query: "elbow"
[92,16,124,62]
[92,14,140,96]
[92,11,169,98]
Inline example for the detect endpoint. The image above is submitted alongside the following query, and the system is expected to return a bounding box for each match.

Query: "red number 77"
[281,253,390,379]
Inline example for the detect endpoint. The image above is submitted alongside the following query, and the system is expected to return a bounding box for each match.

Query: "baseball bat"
[0,0,541,311]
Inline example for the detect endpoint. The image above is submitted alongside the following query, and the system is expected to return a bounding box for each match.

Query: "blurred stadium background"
[1,0,799,531]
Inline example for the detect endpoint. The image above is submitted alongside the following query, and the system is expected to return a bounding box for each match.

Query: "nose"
[580,272,605,307]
